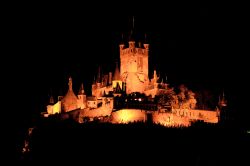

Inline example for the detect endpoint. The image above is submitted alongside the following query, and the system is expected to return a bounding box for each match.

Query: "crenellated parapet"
[120,47,148,56]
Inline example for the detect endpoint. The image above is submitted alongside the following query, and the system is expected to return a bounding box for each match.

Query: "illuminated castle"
[44,20,226,127]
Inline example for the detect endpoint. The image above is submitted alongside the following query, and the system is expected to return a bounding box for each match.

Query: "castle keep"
[44,21,226,127]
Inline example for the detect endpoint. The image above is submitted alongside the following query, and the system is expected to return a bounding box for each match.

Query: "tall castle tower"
[119,18,149,94]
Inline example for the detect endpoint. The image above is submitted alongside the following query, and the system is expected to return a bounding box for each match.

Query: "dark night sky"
[11,3,247,126]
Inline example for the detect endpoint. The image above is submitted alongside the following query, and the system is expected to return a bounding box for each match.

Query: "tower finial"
[68,77,73,91]
[97,66,101,83]
[78,83,85,95]
[129,16,135,41]
[113,61,120,80]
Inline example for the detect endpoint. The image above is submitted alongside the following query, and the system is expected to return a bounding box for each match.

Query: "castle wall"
[80,107,112,118]
[111,109,146,124]
[77,98,86,109]
[47,101,61,115]
[152,112,190,127]
[124,73,146,94]
[92,85,113,98]
[144,88,157,98]
[80,98,113,118]
[87,100,97,108]
[172,109,219,123]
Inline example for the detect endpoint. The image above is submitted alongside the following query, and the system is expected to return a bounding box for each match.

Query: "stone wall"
[111,109,146,124]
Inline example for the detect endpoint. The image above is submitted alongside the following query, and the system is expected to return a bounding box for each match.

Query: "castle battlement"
[120,47,148,56]
[44,19,223,128]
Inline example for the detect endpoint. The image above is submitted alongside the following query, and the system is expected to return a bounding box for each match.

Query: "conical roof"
[114,82,122,93]
[78,83,85,95]
[61,77,78,112]
[113,62,120,80]
[62,90,78,104]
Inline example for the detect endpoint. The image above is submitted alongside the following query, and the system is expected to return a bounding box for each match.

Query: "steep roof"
[113,62,120,80]
[114,82,122,93]
[78,83,85,95]
[62,90,78,104]
[61,77,78,111]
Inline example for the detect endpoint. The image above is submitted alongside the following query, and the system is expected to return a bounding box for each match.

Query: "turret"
[113,62,120,80]
[78,83,85,95]
[218,91,227,108]
[49,95,54,105]
[97,66,101,83]
[96,66,102,88]
[113,82,122,97]
[153,70,159,84]
[68,77,73,91]
[78,83,86,109]
[61,77,78,112]
[128,16,136,48]
[108,72,112,85]
[119,33,125,50]
[129,41,135,48]
[143,43,149,50]
[138,41,142,48]
[112,61,123,92]
[143,34,149,50]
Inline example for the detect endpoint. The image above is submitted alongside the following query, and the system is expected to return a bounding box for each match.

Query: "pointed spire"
[143,33,149,49]
[153,70,157,80]
[120,34,125,50]
[158,73,161,83]
[114,82,122,93]
[138,41,142,48]
[68,77,73,91]
[78,83,85,95]
[121,33,124,44]
[221,90,227,106]
[49,95,54,104]
[108,72,112,85]
[219,90,227,107]
[144,33,148,43]
[113,61,120,80]
[129,16,135,41]
[97,66,101,83]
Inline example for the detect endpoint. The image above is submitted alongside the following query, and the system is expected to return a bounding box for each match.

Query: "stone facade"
[45,28,223,127]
